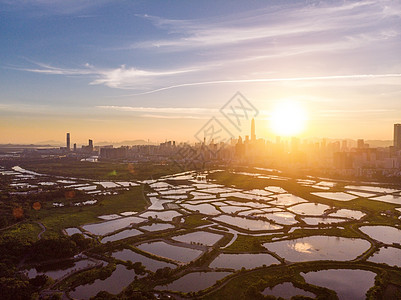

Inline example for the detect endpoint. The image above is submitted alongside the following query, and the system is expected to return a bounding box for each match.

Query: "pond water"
[116,181,139,187]
[367,246,401,267]
[370,194,401,205]
[190,191,216,200]
[76,185,98,191]
[139,210,181,222]
[98,214,121,220]
[264,236,370,261]
[315,181,336,187]
[345,185,400,194]
[101,228,142,243]
[120,211,137,216]
[221,192,270,201]
[69,264,136,300]
[93,181,120,189]
[172,231,224,246]
[156,272,231,292]
[329,209,365,219]
[112,249,176,271]
[214,215,282,231]
[82,216,145,236]
[311,185,331,190]
[140,223,174,232]
[28,259,97,280]
[265,186,287,193]
[288,203,331,216]
[201,187,238,194]
[269,194,307,206]
[262,282,315,298]
[302,269,376,300]
[263,212,298,225]
[12,166,42,176]
[147,197,172,210]
[137,241,203,263]
[219,205,249,214]
[181,203,221,215]
[347,191,377,198]
[209,253,279,270]
[359,225,401,244]
[57,180,76,184]
[65,227,82,236]
[312,192,356,201]
[245,189,273,196]
[224,200,267,208]
[302,217,347,225]
[237,209,265,216]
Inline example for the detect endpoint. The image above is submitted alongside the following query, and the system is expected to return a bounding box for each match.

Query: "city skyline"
[1,0,401,143]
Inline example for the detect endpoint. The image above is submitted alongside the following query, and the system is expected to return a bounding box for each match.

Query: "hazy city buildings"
[66,132,70,151]
[394,124,401,149]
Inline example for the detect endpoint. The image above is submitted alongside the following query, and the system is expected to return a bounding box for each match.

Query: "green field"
[30,187,148,237]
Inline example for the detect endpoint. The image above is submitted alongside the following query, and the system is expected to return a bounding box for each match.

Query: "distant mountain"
[0,144,55,148]
[366,140,393,148]
[96,140,156,147]
[36,140,64,146]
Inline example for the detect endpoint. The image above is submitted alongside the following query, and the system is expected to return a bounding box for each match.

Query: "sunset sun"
[270,101,307,136]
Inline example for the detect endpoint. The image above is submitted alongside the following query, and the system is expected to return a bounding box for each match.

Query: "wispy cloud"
[129,1,398,52]
[96,105,216,119]
[120,73,401,96]
[12,1,401,93]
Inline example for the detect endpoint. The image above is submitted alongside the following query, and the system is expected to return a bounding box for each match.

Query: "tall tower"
[251,118,256,141]
[66,133,70,151]
[394,124,401,149]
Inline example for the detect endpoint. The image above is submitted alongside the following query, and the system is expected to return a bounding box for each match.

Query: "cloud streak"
[120,73,401,96]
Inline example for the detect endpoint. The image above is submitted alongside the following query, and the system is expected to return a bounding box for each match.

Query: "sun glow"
[270,101,307,136]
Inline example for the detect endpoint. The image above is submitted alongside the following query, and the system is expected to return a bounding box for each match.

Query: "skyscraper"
[66,133,70,151]
[251,118,256,141]
[394,124,401,149]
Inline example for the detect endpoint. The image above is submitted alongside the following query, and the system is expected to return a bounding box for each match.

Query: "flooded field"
[112,249,176,271]
[302,269,376,300]
[156,271,231,292]
[82,216,145,236]
[367,247,401,267]
[359,225,401,244]
[27,259,98,280]
[263,236,371,261]
[288,202,331,216]
[214,215,282,231]
[262,282,315,298]
[3,165,401,299]
[69,264,136,299]
[137,241,203,263]
[172,231,224,246]
[140,223,174,232]
[312,192,357,201]
[101,228,142,243]
[209,253,279,270]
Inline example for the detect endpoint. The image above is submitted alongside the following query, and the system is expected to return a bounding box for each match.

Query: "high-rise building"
[357,139,364,149]
[66,133,70,151]
[251,118,256,141]
[394,124,401,149]
[73,143,77,152]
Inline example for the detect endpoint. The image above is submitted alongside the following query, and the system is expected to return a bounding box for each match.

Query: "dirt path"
[35,221,46,239]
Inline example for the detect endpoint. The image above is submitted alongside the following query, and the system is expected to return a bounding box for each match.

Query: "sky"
[1,0,401,145]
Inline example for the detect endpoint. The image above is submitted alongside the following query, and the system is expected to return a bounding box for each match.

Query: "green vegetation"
[60,263,116,290]
[30,187,148,236]
[18,158,181,180]
[183,214,212,228]
[202,261,401,300]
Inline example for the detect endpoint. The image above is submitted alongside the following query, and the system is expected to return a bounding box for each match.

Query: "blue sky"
[1,0,401,144]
